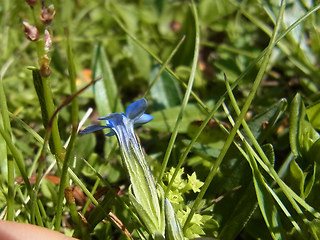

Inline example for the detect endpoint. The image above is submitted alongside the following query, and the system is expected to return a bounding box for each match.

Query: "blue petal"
[126,99,148,121]
[97,113,121,121]
[105,129,116,137]
[80,124,108,134]
[134,113,154,128]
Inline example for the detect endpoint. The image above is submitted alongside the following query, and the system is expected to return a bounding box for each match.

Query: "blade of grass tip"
[183,0,286,232]
[54,30,80,231]
[159,1,200,185]
[224,81,304,236]
[144,35,186,98]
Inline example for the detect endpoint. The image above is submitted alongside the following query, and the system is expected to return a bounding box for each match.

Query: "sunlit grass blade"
[159,0,200,185]
[183,0,286,231]
[245,141,284,240]
[224,68,309,236]
[55,31,80,231]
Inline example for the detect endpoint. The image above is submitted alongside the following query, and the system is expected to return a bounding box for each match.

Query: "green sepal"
[164,198,184,240]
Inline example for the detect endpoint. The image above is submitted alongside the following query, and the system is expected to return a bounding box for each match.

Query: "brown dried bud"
[25,0,38,6]
[65,187,75,205]
[40,4,56,24]
[44,29,52,52]
[40,55,51,77]
[23,21,39,41]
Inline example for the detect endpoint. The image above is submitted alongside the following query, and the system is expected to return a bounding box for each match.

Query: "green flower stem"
[183,0,285,232]
[42,76,64,157]
[159,0,200,184]
[54,33,79,231]
[29,2,64,158]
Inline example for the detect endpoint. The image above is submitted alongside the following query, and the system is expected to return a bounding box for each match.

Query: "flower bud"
[44,29,52,52]
[25,0,38,6]
[41,4,56,24]
[23,21,39,41]
[40,55,51,77]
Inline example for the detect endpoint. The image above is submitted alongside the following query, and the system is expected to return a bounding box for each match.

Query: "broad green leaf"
[199,0,236,24]
[111,2,138,33]
[127,36,151,78]
[219,183,257,240]
[172,8,196,68]
[306,101,320,130]
[91,43,123,115]
[149,65,182,110]
[246,98,287,143]
[187,119,228,145]
[308,138,320,164]
[148,104,206,133]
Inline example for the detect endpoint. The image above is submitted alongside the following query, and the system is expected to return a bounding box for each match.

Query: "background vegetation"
[0,0,320,239]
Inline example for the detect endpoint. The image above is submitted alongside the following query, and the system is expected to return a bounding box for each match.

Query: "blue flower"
[81,99,165,237]
[80,98,154,137]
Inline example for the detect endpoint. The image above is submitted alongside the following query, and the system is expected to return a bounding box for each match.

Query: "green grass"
[1,0,320,239]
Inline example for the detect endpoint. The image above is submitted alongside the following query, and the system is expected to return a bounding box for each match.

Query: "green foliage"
[1,0,320,239]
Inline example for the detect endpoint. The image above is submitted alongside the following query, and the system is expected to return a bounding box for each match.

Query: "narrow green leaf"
[164,198,184,240]
[304,164,317,199]
[288,159,305,197]
[289,93,303,157]
[262,144,275,166]
[32,69,49,126]
[87,190,114,231]
[129,192,160,237]
[245,143,284,240]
